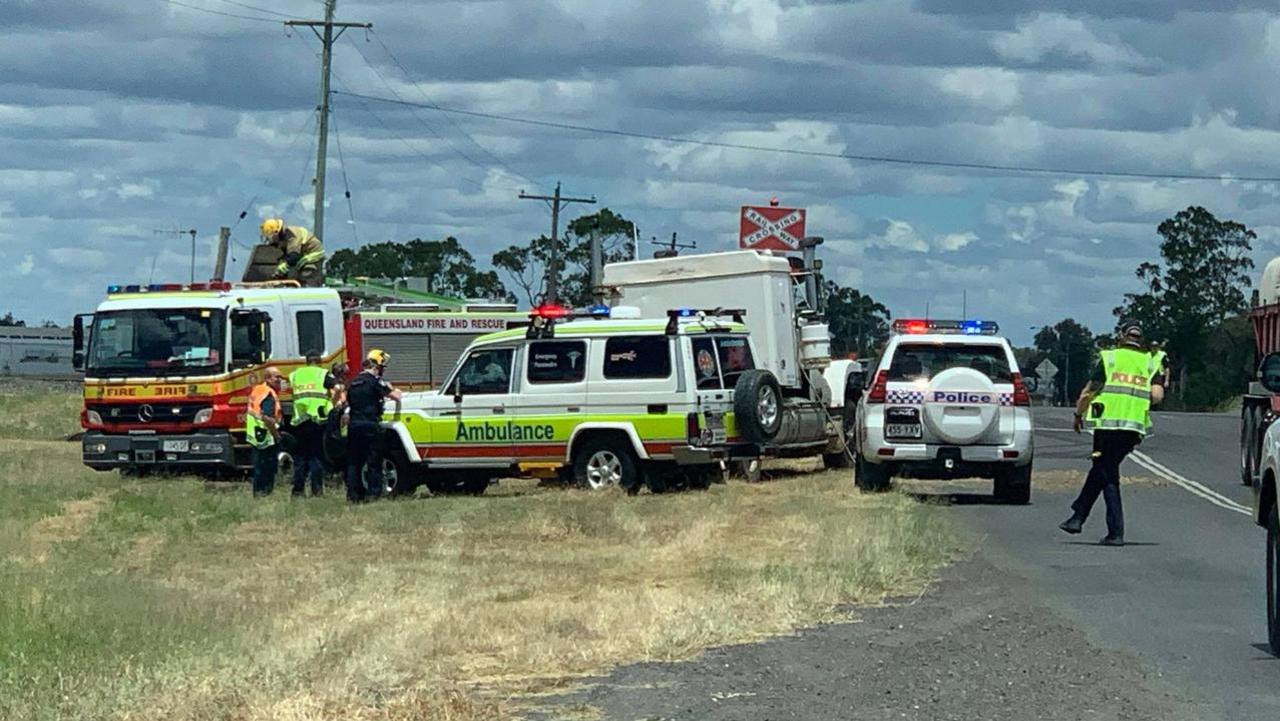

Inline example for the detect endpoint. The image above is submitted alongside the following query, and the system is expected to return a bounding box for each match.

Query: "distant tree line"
[1022,205,1256,411]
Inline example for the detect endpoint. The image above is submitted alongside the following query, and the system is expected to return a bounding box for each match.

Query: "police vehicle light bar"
[892,319,999,335]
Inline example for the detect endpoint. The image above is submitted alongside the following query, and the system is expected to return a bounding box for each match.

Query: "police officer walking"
[246,367,285,497]
[344,350,401,503]
[288,353,331,497]
[1059,321,1166,546]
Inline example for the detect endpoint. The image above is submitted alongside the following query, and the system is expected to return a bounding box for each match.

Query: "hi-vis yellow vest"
[289,365,331,425]
[1087,347,1158,435]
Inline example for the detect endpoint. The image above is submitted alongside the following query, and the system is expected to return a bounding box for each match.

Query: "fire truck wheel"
[573,435,639,491]
[734,370,783,444]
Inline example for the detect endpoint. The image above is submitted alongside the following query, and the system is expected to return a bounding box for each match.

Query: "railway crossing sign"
[740,205,807,251]
[1036,358,1059,380]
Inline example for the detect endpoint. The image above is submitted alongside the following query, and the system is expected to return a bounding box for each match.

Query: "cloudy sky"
[5,0,1280,343]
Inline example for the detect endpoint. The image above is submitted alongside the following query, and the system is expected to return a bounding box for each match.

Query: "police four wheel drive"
[365,305,778,496]
[854,319,1035,503]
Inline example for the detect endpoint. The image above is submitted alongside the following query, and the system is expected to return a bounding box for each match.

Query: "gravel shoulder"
[533,557,1189,721]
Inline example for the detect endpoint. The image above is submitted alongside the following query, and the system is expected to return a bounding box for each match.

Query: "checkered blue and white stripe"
[886,389,924,404]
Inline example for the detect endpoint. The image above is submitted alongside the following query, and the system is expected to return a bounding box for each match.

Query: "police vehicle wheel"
[573,436,638,491]
[854,452,891,493]
[994,463,1032,505]
[1267,502,1280,655]
[734,370,783,444]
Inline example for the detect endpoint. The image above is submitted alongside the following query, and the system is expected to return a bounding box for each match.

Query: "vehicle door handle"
[566,406,581,413]
[440,410,460,416]
[491,407,505,414]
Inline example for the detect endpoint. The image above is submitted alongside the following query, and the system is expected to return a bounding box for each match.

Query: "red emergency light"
[531,304,572,319]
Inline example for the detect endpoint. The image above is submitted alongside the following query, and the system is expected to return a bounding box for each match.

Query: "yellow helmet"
[260,218,285,240]
[366,349,390,366]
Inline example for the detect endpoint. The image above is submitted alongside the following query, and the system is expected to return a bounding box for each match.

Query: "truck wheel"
[733,370,783,444]
[822,403,857,470]
[1243,407,1258,486]
[730,458,763,482]
[994,463,1033,505]
[854,452,891,493]
[1268,501,1280,655]
[573,436,639,491]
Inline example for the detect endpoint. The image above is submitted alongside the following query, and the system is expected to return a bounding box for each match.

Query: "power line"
[158,0,280,23]
[343,34,521,191]
[330,97,360,247]
[333,90,1280,184]
[367,29,540,186]
[208,0,292,18]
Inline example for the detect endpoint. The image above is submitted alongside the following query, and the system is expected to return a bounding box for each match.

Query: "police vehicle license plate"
[704,411,727,443]
[162,440,189,452]
[885,424,922,439]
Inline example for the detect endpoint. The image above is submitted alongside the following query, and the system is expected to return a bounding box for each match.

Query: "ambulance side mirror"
[1261,353,1280,394]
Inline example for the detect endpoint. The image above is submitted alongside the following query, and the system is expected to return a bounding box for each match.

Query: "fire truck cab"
[77,282,345,472]
[75,281,526,474]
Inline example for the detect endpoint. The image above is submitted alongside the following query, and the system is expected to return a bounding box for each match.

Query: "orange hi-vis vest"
[246,383,281,448]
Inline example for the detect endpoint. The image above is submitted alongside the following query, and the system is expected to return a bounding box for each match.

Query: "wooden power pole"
[518,181,595,304]
[286,1,370,243]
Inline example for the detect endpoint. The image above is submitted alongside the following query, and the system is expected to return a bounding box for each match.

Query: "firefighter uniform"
[260,219,325,286]
[1061,337,1165,545]
[289,361,331,497]
[246,373,284,496]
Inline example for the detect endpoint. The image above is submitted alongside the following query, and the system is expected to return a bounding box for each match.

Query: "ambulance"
[374,305,774,496]
[74,281,525,474]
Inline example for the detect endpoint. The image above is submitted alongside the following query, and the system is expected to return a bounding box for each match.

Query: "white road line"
[1034,427,1252,516]
[1129,451,1251,516]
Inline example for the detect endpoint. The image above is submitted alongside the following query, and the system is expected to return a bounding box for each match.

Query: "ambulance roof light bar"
[664,307,746,335]
[892,319,999,336]
[526,304,613,339]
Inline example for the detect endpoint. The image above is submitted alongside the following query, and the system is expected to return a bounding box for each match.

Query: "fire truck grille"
[88,402,206,424]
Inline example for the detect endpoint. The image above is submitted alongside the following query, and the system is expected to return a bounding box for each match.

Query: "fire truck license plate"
[162,440,189,453]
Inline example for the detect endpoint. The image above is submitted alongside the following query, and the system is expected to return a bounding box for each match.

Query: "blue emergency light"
[586,305,611,317]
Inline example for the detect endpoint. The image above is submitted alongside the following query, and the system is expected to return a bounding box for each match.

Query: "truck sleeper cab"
[377,308,773,495]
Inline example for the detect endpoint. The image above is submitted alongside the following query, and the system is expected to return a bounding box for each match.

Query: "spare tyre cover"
[921,367,1000,445]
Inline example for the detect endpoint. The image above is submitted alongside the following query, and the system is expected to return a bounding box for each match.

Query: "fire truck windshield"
[86,309,226,376]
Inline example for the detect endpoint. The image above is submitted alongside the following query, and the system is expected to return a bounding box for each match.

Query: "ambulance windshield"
[86,309,226,376]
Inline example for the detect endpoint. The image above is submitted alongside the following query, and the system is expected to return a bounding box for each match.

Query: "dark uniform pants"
[291,421,325,495]
[1071,429,1142,538]
[345,421,383,503]
[252,444,278,496]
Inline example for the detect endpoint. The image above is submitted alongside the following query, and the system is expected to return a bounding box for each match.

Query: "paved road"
[951,406,1273,720]
[544,406,1274,720]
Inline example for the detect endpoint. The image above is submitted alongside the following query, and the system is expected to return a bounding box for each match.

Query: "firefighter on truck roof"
[260,218,325,287]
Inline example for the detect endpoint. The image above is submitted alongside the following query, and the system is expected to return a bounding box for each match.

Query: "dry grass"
[0,392,959,721]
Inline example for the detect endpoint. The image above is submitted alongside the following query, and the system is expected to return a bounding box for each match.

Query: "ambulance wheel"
[384,444,421,498]
[573,436,638,491]
[734,370,783,444]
